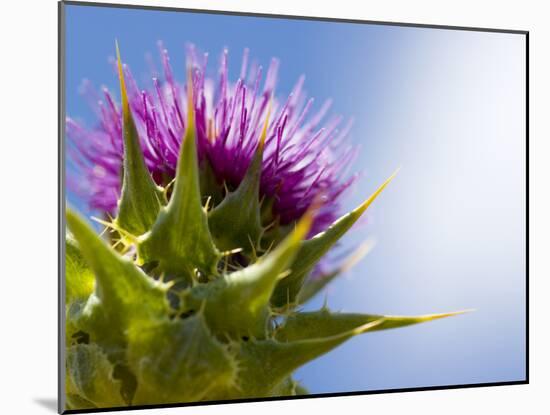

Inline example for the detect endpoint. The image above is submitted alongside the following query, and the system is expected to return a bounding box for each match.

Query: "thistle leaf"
[274,308,469,342]
[296,239,375,304]
[113,42,164,237]
[138,73,221,282]
[127,314,237,405]
[66,294,126,361]
[66,234,95,305]
[271,377,308,396]
[65,234,102,350]
[66,344,125,407]
[66,209,170,334]
[235,319,384,397]
[207,105,271,253]
[271,171,398,308]
[183,207,313,339]
[294,382,309,395]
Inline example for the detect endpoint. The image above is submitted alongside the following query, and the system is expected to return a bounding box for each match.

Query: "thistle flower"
[67,45,358,237]
[64,42,465,411]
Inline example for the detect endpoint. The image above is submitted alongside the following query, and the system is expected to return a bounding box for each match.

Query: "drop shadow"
[34,398,57,413]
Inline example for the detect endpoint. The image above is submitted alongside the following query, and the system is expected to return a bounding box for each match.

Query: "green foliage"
[66,344,126,408]
[65,235,94,305]
[296,240,375,304]
[113,43,165,237]
[270,171,398,308]
[127,314,237,404]
[182,207,312,340]
[207,107,270,254]
[137,75,220,283]
[64,45,465,411]
[274,308,468,342]
[233,318,384,397]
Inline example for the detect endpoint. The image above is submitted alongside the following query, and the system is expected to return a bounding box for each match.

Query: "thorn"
[336,238,376,275]
[352,318,385,335]
[221,247,244,257]
[357,169,400,215]
[322,294,329,310]
[204,196,212,212]
[163,177,176,196]
[161,279,176,292]
[91,216,136,243]
[264,240,275,256]
[258,194,266,207]
[111,238,124,250]
[222,181,230,196]
[262,219,277,233]
[98,226,109,239]
[222,256,229,275]
[276,270,291,281]
[247,234,258,260]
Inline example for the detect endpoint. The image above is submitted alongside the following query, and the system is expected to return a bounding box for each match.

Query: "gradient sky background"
[64,4,526,395]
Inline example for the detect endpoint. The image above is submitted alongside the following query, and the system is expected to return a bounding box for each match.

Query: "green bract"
[64,45,465,411]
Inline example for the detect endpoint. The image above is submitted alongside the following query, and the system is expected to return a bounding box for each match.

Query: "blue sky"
[65,4,527,396]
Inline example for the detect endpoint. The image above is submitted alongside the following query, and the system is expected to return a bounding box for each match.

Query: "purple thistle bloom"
[66,45,358,237]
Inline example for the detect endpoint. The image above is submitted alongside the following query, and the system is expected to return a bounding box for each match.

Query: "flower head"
[67,44,358,236]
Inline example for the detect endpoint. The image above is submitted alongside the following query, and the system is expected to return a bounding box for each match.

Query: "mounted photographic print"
[59,1,528,413]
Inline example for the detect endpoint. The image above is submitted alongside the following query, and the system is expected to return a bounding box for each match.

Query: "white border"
[1,1,543,414]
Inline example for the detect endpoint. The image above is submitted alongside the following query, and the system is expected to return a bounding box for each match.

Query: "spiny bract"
[64,43,464,411]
